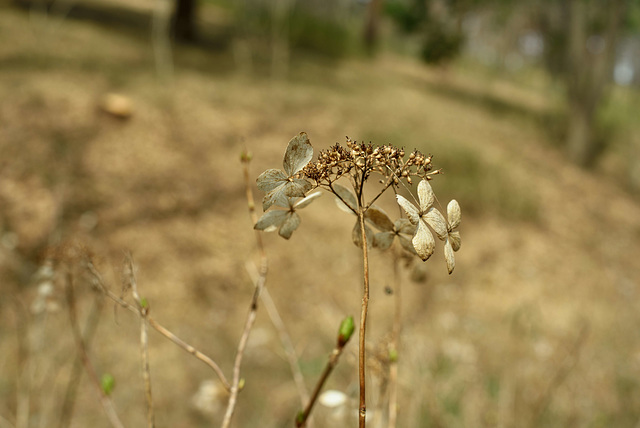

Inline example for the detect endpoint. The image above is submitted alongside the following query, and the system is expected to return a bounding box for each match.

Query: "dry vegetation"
[2,2,640,427]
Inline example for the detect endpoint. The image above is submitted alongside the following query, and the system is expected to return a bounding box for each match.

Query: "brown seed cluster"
[302,137,437,186]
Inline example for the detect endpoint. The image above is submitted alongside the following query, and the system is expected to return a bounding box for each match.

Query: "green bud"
[337,316,355,347]
[389,348,398,363]
[238,378,246,390]
[140,297,148,309]
[101,373,115,396]
[240,151,253,162]
[296,410,305,426]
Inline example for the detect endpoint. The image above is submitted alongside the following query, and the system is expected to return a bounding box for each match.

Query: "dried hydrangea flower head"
[257,132,314,211]
[303,137,436,188]
[255,132,461,273]
[396,179,462,273]
[254,192,321,239]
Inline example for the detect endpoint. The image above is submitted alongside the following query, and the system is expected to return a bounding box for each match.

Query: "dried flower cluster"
[255,132,461,273]
[303,137,437,187]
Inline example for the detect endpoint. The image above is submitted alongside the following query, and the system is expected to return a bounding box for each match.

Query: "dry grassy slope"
[2,4,640,427]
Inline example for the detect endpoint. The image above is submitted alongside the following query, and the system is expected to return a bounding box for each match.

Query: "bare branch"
[64,272,125,428]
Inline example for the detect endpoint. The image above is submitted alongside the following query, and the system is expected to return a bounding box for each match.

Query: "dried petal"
[395,218,416,235]
[374,231,394,250]
[256,169,287,192]
[261,184,287,211]
[352,219,374,249]
[283,132,314,176]
[449,231,461,251]
[413,219,435,261]
[279,212,301,239]
[417,179,435,212]
[398,235,418,255]
[447,200,461,230]
[333,184,358,212]
[285,178,312,197]
[254,210,288,231]
[273,193,296,209]
[444,238,455,274]
[366,205,394,232]
[294,191,322,209]
[396,195,420,225]
[423,208,448,240]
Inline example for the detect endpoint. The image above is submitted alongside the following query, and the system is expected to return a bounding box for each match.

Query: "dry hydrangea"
[256,132,313,211]
[396,179,461,273]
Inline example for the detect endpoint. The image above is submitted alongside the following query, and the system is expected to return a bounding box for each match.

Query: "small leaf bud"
[337,316,355,347]
[101,373,115,396]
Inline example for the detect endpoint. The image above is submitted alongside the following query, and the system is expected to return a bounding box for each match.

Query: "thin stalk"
[58,295,104,428]
[139,320,153,428]
[85,263,231,392]
[220,260,267,428]
[14,299,29,428]
[295,344,347,427]
[221,153,270,428]
[125,255,155,428]
[358,210,370,428]
[0,414,14,428]
[242,154,309,411]
[64,274,125,428]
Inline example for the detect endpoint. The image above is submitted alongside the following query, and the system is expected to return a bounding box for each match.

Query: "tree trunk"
[363,0,383,54]
[565,0,625,166]
[173,0,197,41]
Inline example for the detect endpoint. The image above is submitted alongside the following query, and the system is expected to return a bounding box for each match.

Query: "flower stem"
[357,210,370,428]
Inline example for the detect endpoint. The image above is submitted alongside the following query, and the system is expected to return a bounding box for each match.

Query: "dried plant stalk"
[85,262,231,392]
[124,254,155,428]
[358,210,371,428]
[64,273,125,428]
[242,152,310,409]
[58,295,104,428]
[296,317,354,428]
[220,257,267,428]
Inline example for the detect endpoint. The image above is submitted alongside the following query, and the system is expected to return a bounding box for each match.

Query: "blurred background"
[1,0,640,427]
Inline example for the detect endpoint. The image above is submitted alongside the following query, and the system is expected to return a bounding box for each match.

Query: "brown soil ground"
[1,3,640,428]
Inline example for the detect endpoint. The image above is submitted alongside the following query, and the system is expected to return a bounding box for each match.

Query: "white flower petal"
[374,232,394,250]
[256,169,287,192]
[283,132,314,176]
[423,208,448,241]
[449,231,461,251]
[444,238,455,274]
[333,184,358,212]
[417,179,435,212]
[396,195,420,225]
[293,191,322,209]
[413,219,435,261]
[447,200,461,230]
[254,210,288,231]
[365,205,394,232]
[279,212,301,239]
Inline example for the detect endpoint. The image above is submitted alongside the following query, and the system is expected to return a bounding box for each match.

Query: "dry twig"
[296,317,354,428]
[58,295,104,428]
[64,273,125,428]
[85,262,231,392]
[124,254,155,428]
